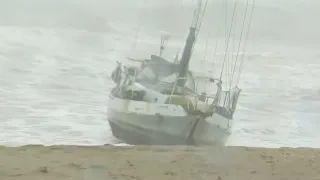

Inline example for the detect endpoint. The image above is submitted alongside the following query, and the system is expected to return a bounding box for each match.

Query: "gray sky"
[0,0,319,44]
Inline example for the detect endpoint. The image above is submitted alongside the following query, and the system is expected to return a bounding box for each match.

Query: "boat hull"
[107,95,232,145]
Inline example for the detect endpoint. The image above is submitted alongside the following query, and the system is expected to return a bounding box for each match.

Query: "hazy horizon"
[0,0,319,46]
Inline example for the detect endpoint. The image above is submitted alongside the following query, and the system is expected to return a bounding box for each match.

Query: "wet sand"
[0,145,319,180]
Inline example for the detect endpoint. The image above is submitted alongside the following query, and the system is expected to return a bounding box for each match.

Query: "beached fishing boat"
[107,0,254,145]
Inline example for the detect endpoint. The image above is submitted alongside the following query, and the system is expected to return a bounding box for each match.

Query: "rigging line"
[224,0,228,87]
[227,0,238,90]
[228,0,239,86]
[231,9,238,74]
[190,1,198,28]
[210,0,224,77]
[195,0,209,38]
[211,28,220,76]
[236,0,256,85]
[219,0,239,80]
[225,47,229,88]
[225,0,228,47]
[192,0,208,47]
[229,0,250,90]
[204,32,210,62]
[191,0,203,28]
[196,0,204,26]
[193,1,201,27]
[191,0,209,57]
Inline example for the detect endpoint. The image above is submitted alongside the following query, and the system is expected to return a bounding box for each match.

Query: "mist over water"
[0,0,319,147]
[1,0,320,44]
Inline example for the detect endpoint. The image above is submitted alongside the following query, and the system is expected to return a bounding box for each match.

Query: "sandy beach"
[0,145,318,180]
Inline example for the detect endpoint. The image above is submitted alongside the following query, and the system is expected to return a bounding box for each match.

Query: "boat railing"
[214,86,242,122]
[193,76,222,102]
[167,76,223,113]
[218,87,241,108]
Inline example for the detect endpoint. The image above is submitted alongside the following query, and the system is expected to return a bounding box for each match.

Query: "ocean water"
[0,0,320,147]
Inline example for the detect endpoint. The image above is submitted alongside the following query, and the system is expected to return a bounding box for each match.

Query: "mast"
[177,0,206,86]
[177,27,196,86]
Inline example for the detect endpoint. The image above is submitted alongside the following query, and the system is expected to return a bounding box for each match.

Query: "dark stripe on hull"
[109,120,191,145]
[108,118,228,146]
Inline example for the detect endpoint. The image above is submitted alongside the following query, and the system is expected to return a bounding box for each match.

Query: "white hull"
[107,95,232,145]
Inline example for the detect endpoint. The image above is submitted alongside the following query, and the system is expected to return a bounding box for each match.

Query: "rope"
[210,0,225,77]
[230,9,238,84]
[190,0,209,58]
[211,28,220,77]
[219,0,239,80]
[236,0,256,85]
[195,0,209,38]
[224,0,229,88]
[203,32,210,62]
[227,7,239,89]
[229,0,250,91]
[225,0,228,49]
